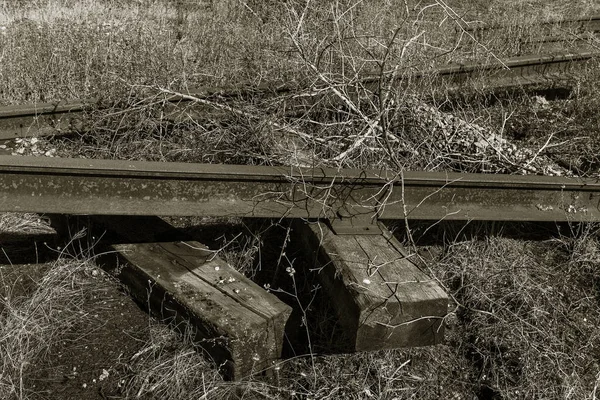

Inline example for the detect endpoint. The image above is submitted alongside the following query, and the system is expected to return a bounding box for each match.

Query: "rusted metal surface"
[1,48,597,140]
[428,51,597,82]
[1,156,600,222]
[461,15,600,39]
[0,100,96,139]
[0,83,296,140]
[384,51,598,94]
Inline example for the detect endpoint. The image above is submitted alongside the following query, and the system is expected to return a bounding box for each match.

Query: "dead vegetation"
[2,0,600,399]
[0,257,105,399]
[432,229,600,398]
[1,0,599,173]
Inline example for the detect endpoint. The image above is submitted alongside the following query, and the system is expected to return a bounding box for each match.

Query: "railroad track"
[460,14,600,43]
[3,154,600,378]
[2,155,600,226]
[2,15,600,379]
[0,51,597,140]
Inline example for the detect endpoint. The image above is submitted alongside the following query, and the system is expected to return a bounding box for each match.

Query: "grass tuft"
[120,324,224,400]
[0,256,103,399]
[435,233,600,398]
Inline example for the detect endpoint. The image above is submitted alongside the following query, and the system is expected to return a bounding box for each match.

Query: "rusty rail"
[460,14,600,40]
[0,48,597,141]
[1,156,600,224]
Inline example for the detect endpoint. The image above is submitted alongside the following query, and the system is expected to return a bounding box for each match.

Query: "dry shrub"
[4,0,598,173]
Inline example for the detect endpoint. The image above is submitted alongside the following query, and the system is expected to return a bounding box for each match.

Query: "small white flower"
[99,369,109,381]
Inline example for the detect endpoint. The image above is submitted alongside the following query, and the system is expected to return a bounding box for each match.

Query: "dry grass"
[0,256,105,399]
[119,324,224,400]
[1,0,596,106]
[1,0,597,174]
[440,58,600,177]
[2,211,600,399]
[0,213,53,236]
[431,229,600,398]
[0,0,286,103]
[3,1,600,399]
[5,0,591,173]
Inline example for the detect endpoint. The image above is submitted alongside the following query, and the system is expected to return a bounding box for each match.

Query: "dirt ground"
[0,258,152,400]
[2,214,600,399]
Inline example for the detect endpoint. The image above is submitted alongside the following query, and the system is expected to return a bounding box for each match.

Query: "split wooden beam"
[296,221,447,351]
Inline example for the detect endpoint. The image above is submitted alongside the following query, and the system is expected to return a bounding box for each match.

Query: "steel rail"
[1,156,600,223]
[461,14,600,37]
[0,48,597,140]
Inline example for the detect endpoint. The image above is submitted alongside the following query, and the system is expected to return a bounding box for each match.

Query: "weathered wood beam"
[296,221,447,351]
[108,240,291,380]
[87,215,293,379]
